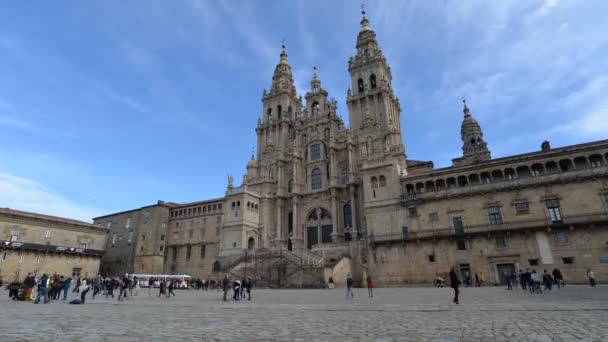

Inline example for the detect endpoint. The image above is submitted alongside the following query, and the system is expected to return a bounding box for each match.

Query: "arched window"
[343,204,352,228]
[379,175,386,187]
[231,202,235,208]
[371,176,378,189]
[267,108,272,121]
[212,261,221,272]
[288,179,293,193]
[248,237,255,250]
[311,168,322,190]
[310,144,321,160]
[277,105,282,119]
[358,78,364,93]
[312,101,320,114]
[340,168,349,185]
[370,74,377,89]
[236,201,240,207]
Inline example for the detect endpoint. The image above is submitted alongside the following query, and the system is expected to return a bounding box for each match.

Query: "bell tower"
[256,44,302,161]
[452,100,491,166]
[346,9,406,171]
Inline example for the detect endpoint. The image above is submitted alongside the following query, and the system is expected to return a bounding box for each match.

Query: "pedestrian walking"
[222,275,229,301]
[366,275,374,298]
[478,272,485,287]
[233,279,241,300]
[542,270,553,291]
[62,276,72,300]
[552,268,563,288]
[328,276,335,289]
[148,277,155,296]
[587,269,596,287]
[449,268,461,304]
[117,277,127,300]
[167,279,176,297]
[505,272,513,290]
[158,280,166,297]
[531,270,542,294]
[244,277,252,301]
[345,274,354,300]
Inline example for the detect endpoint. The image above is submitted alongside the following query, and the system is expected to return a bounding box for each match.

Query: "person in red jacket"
[366,276,374,298]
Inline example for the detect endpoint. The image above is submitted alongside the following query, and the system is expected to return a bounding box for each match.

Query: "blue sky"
[0,0,607,222]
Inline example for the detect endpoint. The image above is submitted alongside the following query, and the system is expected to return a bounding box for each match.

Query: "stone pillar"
[277,161,282,195]
[350,185,358,238]
[348,143,354,180]
[276,198,282,243]
[329,149,336,187]
[331,189,338,242]
[316,207,322,246]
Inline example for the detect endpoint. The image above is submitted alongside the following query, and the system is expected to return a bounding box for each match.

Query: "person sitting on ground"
[8,281,21,300]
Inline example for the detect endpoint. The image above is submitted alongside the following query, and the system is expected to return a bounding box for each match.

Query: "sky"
[0,0,607,222]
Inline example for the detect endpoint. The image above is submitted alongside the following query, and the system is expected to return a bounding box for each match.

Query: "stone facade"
[95,12,608,286]
[0,208,107,282]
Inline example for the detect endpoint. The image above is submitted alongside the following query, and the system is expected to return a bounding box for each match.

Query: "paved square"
[1,286,607,341]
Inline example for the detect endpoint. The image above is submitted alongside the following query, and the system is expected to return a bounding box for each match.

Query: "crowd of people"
[3,268,600,306]
[220,276,253,302]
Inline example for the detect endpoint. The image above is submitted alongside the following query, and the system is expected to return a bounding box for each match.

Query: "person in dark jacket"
[449,268,461,304]
[23,273,36,301]
[345,274,354,300]
[222,276,229,301]
[8,281,21,300]
[552,268,563,288]
[34,274,49,304]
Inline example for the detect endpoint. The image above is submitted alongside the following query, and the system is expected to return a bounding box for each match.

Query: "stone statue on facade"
[227,174,234,188]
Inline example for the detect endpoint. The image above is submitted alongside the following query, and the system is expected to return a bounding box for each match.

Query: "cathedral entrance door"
[307,227,318,249]
[321,225,333,244]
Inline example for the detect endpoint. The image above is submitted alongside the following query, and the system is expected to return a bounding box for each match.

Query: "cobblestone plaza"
[1,286,607,341]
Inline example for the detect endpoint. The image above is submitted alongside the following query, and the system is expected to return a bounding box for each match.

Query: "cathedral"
[95,12,608,287]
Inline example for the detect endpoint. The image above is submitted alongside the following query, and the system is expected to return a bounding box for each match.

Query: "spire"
[279,40,288,65]
[360,4,371,31]
[269,40,296,96]
[463,98,471,117]
[459,100,491,164]
[311,66,321,91]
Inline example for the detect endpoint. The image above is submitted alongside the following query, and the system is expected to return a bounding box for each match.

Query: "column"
[329,149,336,187]
[350,185,358,238]
[331,189,338,242]
[276,199,282,242]
[316,208,322,246]
[277,161,282,195]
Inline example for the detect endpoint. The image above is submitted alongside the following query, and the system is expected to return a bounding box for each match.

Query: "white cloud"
[0,173,102,222]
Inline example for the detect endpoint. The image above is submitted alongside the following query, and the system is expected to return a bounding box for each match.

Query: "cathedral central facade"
[95,12,608,287]
[223,13,404,258]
